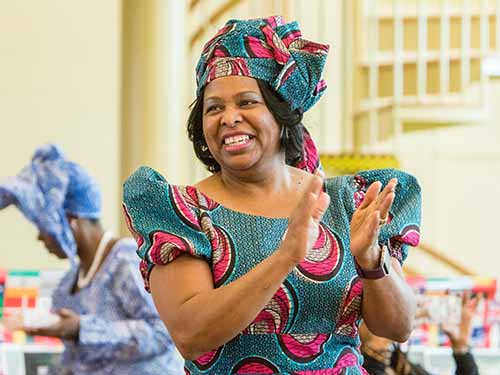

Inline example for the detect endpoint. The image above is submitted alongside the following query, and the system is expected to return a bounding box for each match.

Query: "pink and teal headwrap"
[0,144,101,259]
[195,15,329,173]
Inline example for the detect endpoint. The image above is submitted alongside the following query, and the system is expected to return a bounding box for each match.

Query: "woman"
[0,144,183,375]
[123,16,421,374]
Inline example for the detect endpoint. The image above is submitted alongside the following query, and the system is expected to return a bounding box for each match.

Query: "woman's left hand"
[350,178,397,269]
[24,308,80,341]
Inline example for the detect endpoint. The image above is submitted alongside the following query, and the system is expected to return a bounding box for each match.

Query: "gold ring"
[378,217,387,226]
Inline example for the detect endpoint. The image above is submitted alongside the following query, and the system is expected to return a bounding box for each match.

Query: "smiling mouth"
[223,135,254,146]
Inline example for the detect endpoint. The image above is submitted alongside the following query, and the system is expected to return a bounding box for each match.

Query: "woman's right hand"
[280,176,330,265]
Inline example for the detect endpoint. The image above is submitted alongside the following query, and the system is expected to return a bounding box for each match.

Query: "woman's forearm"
[361,258,416,342]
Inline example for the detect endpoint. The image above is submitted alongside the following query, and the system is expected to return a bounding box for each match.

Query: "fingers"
[58,308,74,318]
[312,191,330,223]
[290,177,322,224]
[314,169,326,179]
[378,190,395,221]
[358,181,381,209]
[358,178,398,221]
[441,323,457,341]
[293,176,329,224]
[23,328,38,336]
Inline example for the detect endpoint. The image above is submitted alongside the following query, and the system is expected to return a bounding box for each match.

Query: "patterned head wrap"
[0,144,101,259]
[195,15,329,173]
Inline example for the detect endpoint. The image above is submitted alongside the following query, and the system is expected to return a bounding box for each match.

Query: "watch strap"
[354,245,391,279]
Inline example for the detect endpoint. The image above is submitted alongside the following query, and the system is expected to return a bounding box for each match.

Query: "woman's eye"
[206,105,221,113]
[240,100,257,106]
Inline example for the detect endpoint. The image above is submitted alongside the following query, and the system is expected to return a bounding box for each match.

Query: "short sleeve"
[122,166,214,290]
[342,168,421,264]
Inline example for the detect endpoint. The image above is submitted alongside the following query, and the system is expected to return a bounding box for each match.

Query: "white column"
[417,0,428,101]
[367,0,379,146]
[121,0,190,189]
[319,0,343,153]
[440,0,450,98]
[461,0,471,99]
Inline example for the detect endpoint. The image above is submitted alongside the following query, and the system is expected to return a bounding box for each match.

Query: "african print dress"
[123,167,421,375]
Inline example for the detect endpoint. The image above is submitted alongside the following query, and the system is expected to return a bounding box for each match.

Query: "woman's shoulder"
[124,166,218,212]
[123,166,171,194]
[324,169,419,193]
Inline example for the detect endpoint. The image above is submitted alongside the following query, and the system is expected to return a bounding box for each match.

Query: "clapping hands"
[282,176,330,264]
[350,179,397,269]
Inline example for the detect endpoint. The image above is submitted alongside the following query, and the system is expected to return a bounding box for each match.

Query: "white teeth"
[224,135,250,145]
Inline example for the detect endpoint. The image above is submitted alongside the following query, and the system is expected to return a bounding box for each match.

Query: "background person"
[1,144,183,375]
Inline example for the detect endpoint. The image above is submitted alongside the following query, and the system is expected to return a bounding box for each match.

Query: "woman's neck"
[77,226,105,273]
[218,163,293,198]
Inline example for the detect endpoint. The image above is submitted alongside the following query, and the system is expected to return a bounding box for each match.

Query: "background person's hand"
[2,311,24,332]
[442,292,480,353]
[350,179,397,269]
[24,308,80,341]
[282,176,330,264]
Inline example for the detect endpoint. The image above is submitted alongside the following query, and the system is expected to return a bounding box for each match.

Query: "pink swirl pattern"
[182,185,219,211]
[192,347,223,371]
[335,277,362,337]
[138,260,152,291]
[207,57,251,82]
[296,223,343,282]
[295,129,321,174]
[122,204,144,247]
[278,333,330,363]
[398,224,420,247]
[243,280,297,334]
[388,224,420,262]
[169,185,203,230]
[148,231,194,265]
[200,23,237,60]
[290,348,360,375]
[232,357,279,374]
[211,225,235,287]
[353,175,368,209]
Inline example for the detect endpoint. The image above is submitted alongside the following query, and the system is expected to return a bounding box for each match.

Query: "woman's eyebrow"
[204,96,222,105]
[234,91,261,99]
[205,91,260,103]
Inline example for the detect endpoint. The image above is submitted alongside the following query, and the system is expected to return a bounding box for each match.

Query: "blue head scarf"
[0,144,101,259]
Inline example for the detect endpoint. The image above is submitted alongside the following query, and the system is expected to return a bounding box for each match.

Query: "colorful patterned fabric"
[195,15,329,174]
[49,238,184,375]
[0,144,101,259]
[123,167,421,374]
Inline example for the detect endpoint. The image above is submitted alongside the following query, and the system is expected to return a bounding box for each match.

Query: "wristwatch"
[354,244,391,279]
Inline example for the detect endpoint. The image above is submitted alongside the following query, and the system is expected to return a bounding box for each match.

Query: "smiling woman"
[188,77,306,173]
[123,15,422,374]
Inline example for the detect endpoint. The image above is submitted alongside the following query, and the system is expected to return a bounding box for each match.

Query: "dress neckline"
[183,183,291,221]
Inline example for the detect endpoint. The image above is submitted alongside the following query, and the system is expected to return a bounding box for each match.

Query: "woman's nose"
[221,106,242,128]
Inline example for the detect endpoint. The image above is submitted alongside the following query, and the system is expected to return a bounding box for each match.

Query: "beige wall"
[0,0,121,269]
[398,79,500,281]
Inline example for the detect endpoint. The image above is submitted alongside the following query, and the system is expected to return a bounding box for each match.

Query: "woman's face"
[37,232,67,259]
[202,76,282,173]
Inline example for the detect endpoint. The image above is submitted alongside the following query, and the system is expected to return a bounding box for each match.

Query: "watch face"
[354,245,391,279]
[381,245,391,275]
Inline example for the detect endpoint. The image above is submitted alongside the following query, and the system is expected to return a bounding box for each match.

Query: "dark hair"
[187,79,305,173]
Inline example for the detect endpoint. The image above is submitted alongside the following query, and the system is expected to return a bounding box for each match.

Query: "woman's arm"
[351,179,416,341]
[360,258,416,342]
[150,249,295,359]
[150,177,330,360]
